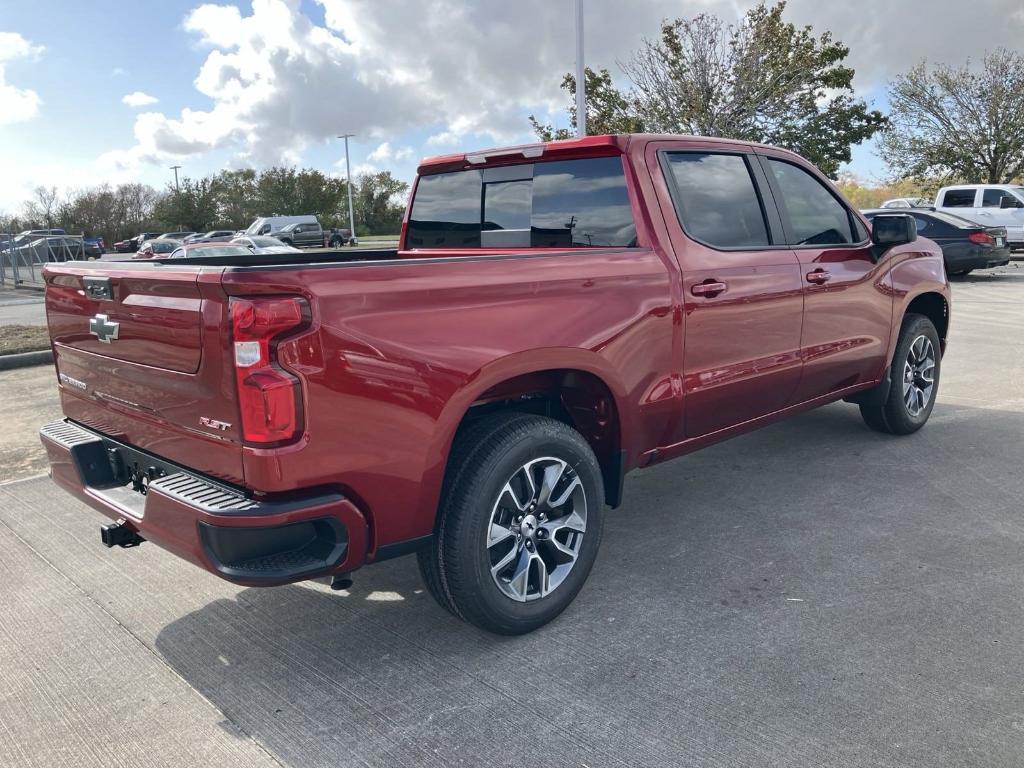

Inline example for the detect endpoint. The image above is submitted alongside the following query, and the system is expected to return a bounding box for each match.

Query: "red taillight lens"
[968,231,994,245]
[230,297,307,445]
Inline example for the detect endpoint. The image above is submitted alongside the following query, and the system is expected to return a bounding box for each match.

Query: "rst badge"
[199,416,232,432]
[89,314,120,344]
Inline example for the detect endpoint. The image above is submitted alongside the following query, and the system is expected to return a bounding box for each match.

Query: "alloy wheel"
[486,457,587,602]
[902,334,936,417]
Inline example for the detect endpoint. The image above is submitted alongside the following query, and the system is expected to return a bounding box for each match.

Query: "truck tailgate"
[44,264,245,485]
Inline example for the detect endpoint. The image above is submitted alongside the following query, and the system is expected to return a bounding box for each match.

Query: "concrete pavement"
[1,266,1023,767]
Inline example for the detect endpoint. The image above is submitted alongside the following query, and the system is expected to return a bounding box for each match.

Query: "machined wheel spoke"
[499,481,531,513]
[535,460,568,508]
[491,542,520,577]
[487,521,516,548]
[506,546,533,599]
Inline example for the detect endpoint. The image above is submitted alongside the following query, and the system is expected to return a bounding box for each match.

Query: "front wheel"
[860,313,941,435]
[418,413,604,635]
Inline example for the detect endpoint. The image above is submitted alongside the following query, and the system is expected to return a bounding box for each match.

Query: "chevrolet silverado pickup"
[40,134,951,635]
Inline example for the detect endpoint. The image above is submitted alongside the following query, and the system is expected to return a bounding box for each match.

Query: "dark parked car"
[158,231,196,241]
[115,232,163,253]
[863,209,1010,277]
[270,221,326,248]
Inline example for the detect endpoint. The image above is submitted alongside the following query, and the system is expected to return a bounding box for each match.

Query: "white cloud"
[122,91,159,107]
[79,0,1024,182]
[367,142,414,164]
[0,32,44,125]
[111,67,127,77]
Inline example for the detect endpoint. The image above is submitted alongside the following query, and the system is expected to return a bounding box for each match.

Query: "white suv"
[934,184,1024,247]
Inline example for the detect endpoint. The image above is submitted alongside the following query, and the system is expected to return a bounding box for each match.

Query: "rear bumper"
[39,420,368,586]
[945,246,1011,272]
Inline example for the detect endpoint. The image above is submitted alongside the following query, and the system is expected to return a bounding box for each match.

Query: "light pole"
[575,0,586,136]
[337,134,357,245]
[169,165,182,231]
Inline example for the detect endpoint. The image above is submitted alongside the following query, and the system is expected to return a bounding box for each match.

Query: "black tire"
[948,268,972,277]
[860,313,941,435]
[418,412,604,635]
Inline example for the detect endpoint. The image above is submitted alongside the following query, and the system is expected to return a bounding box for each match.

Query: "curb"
[0,349,54,370]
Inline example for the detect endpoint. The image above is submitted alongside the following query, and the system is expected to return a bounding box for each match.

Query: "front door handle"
[691,280,727,298]
[806,269,832,284]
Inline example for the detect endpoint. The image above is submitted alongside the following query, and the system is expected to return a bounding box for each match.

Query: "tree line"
[533,1,1024,187]
[2,168,409,246]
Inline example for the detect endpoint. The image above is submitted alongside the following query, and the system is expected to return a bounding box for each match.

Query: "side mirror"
[999,195,1023,209]
[870,214,916,261]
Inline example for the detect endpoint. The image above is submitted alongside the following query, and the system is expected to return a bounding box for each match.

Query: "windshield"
[249,236,285,247]
[185,245,252,258]
[245,219,267,235]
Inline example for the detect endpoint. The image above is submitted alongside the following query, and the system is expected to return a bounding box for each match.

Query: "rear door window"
[406,156,637,249]
[663,152,770,248]
[942,189,977,208]
[766,159,855,246]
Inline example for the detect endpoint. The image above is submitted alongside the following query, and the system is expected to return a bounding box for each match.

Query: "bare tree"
[33,185,59,230]
[880,50,1024,184]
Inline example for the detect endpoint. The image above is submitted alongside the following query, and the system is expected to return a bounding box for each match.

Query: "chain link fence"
[0,234,88,288]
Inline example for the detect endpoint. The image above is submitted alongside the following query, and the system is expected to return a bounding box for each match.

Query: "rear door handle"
[691,280,727,298]
[806,269,832,284]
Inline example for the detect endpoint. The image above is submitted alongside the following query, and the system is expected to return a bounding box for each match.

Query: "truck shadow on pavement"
[153,401,1024,768]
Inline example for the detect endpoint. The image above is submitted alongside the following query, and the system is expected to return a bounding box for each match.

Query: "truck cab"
[934,184,1024,247]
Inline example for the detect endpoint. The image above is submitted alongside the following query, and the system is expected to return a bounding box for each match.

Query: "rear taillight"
[230,297,308,445]
[968,231,994,245]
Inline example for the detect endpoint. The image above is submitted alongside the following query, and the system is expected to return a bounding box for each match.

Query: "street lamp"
[169,165,183,231]
[575,0,586,136]
[337,134,358,245]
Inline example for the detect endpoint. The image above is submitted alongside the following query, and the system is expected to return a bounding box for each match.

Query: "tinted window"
[482,179,532,247]
[911,216,929,233]
[768,159,854,245]
[942,189,976,207]
[981,188,1020,208]
[531,157,636,247]
[406,156,636,249]
[407,169,483,248]
[664,153,769,248]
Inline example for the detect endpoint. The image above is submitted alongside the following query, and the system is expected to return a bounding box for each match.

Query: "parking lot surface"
[1,264,1023,767]
[0,289,45,326]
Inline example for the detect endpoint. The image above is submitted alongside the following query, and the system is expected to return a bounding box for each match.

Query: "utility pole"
[169,165,182,231]
[337,134,358,245]
[575,0,586,137]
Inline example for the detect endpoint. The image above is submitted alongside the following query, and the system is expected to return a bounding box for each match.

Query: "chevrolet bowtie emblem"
[89,314,120,344]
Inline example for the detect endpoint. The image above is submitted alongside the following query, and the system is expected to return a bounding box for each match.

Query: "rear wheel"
[860,313,940,435]
[417,413,604,635]
[948,268,972,277]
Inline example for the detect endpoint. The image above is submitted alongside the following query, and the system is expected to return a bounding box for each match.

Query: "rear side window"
[664,153,770,248]
[405,156,637,249]
[767,159,854,246]
[942,189,976,208]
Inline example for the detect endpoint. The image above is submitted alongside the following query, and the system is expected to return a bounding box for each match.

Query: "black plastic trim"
[199,517,348,583]
[373,534,434,562]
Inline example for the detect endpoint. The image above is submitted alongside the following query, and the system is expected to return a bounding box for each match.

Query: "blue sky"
[1,0,1016,213]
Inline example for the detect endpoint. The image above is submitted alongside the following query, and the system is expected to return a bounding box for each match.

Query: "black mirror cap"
[871,213,917,248]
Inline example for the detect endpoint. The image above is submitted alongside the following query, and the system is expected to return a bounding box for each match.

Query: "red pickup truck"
[40,134,950,634]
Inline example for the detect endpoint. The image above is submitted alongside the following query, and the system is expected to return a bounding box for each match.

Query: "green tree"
[532,1,886,178]
[879,50,1024,184]
[530,68,645,141]
[352,172,409,234]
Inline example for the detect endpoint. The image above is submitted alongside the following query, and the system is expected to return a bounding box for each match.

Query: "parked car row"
[1,233,99,261]
[863,183,1024,278]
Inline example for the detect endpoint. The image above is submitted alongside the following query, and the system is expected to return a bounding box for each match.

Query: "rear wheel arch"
[424,361,629,538]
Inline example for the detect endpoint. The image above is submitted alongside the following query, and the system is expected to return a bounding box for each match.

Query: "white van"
[933,184,1024,246]
[244,214,319,237]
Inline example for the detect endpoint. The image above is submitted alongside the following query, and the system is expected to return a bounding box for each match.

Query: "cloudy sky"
[1,0,1023,212]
